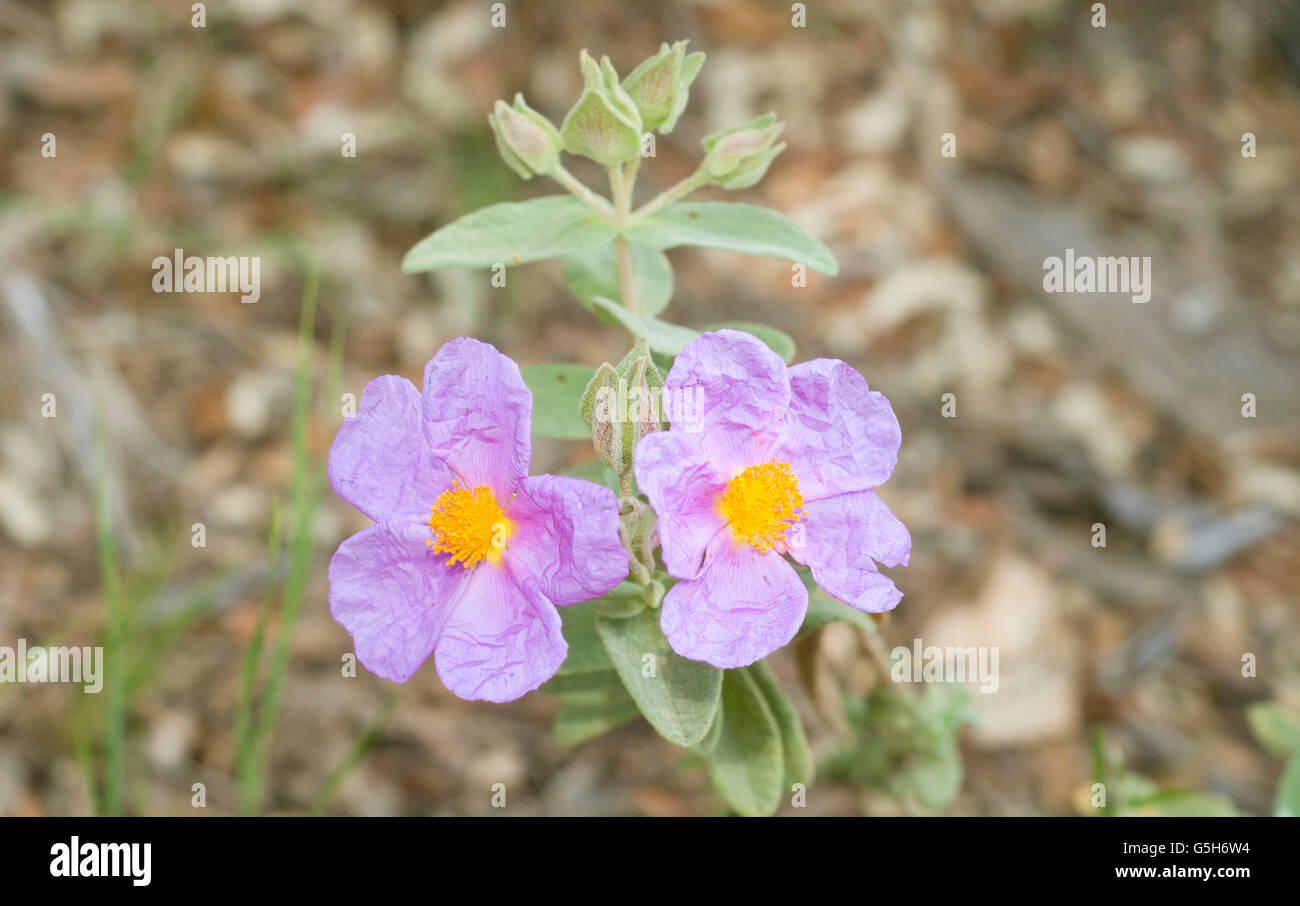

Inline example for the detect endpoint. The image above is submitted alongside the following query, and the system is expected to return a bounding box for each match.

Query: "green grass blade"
[93,422,127,816]
[244,258,325,814]
[236,497,281,815]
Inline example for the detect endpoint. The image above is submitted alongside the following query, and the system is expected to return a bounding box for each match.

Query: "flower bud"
[618,496,659,585]
[580,340,666,477]
[560,50,644,167]
[488,93,563,179]
[701,113,786,189]
[621,40,705,134]
[580,362,620,473]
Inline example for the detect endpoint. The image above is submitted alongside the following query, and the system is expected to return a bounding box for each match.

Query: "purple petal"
[786,490,910,613]
[504,474,627,606]
[660,545,808,668]
[634,430,729,580]
[771,358,901,501]
[422,337,532,500]
[329,375,452,524]
[664,329,791,475]
[433,567,566,703]
[329,521,463,683]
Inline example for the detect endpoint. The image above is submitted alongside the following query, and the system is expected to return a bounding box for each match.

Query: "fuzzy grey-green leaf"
[625,201,838,275]
[554,697,641,746]
[709,668,784,816]
[402,196,615,272]
[749,661,814,788]
[543,669,630,707]
[595,607,722,747]
[589,296,701,355]
[563,243,674,318]
[556,605,613,675]
[588,581,648,619]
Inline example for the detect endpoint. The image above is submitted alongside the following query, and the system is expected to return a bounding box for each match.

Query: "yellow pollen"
[718,461,803,552]
[427,483,513,568]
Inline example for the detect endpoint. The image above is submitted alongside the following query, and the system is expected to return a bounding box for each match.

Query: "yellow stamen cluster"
[718,461,803,552]
[427,483,512,568]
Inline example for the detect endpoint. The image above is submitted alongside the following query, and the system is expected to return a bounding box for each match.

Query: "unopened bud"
[701,113,786,189]
[619,496,660,585]
[580,341,666,477]
[488,93,562,179]
[621,40,705,134]
[560,50,644,167]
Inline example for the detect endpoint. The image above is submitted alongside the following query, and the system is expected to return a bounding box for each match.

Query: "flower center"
[427,483,513,568]
[718,461,803,552]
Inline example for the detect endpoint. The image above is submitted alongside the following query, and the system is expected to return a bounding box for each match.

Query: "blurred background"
[1,0,1299,816]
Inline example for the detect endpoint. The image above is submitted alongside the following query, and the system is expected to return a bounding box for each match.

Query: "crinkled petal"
[664,329,790,475]
[328,375,452,524]
[786,490,910,613]
[772,358,901,500]
[422,337,532,500]
[634,430,729,580]
[329,521,463,683]
[434,566,566,702]
[660,545,808,668]
[505,474,627,606]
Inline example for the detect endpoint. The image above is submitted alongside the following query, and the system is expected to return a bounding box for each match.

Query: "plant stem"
[609,162,641,318]
[628,164,708,224]
[623,155,642,194]
[551,163,615,219]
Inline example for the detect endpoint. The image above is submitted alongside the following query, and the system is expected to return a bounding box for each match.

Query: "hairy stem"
[551,163,615,219]
[609,161,641,319]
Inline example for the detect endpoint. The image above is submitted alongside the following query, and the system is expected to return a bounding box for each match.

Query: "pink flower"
[635,330,910,669]
[328,338,627,702]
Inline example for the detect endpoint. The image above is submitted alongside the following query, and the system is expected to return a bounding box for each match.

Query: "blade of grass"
[235,496,280,814]
[243,259,324,814]
[72,697,100,817]
[94,419,128,816]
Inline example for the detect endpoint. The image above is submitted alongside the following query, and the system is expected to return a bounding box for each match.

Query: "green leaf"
[705,321,796,364]
[1275,753,1300,817]
[554,698,641,746]
[749,661,814,788]
[401,196,615,272]
[691,707,724,757]
[590,295,701,355]
[709,668,784,816]
[543,670,630,707]
[594,607,722,747]
[1248,702,1300,758]
[556,605,613,675]
[521,363,595,440]
[588,581,648,619]
[564,243,674,319]
[625,201,838,275]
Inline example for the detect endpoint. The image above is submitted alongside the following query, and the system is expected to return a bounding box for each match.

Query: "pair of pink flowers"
[328,331,909,702]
